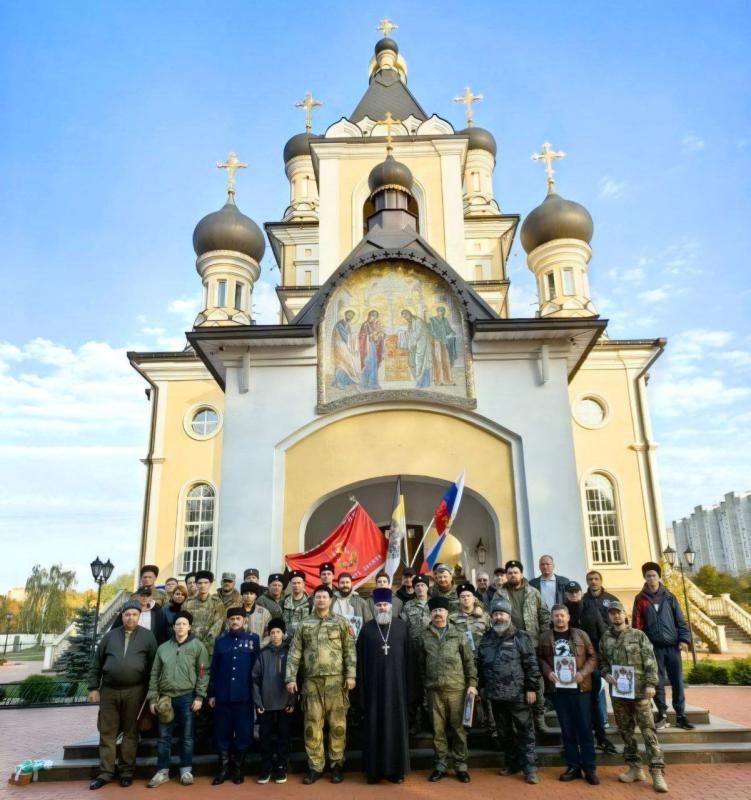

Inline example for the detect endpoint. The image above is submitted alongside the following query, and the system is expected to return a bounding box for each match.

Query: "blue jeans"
[654,645,685,717]
[157,693,194,771]
[552,691,596,771]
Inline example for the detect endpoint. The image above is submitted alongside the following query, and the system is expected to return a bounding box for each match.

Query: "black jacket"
[252,643,294,711]
[529,574,570,607]
[112,604,169,645]
[88,625,157,691]
[565,599,607,649]
[582,588,620,626]
[477,625,540,703]
[632,584,691,647]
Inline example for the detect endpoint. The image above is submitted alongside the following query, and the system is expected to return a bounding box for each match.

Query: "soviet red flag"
[285,503,387,591]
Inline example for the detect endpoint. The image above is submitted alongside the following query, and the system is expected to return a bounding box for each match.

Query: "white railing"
[720,593,751,638]
[689,604,728,653]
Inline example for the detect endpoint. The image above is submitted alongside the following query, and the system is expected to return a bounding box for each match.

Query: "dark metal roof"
[520,191,593,254]
[351,68,427,123]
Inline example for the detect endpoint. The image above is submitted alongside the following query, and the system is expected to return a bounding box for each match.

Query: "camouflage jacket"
[150,588,168,608]
[429,585,460,613]
[184,593,225,655]
[257,593,283,620]
[243,604,271,646]
[493,581,550,646]
[214,588,242,609]
[449,607,491,654]
[418,623,478,692]
[285,610,356,682]
[599,624,659,699]
[281,594,310,638]
[400,599,431,641]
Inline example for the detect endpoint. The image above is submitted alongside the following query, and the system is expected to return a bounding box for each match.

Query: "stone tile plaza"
[2,5,750,799]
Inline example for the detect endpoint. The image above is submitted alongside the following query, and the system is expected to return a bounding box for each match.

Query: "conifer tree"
[57,604,98,681]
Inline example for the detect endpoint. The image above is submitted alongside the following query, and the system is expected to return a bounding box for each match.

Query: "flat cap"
[221,572,236,582]
[434,563,452,574]
[121,600,141,613]
[607,601,626,614]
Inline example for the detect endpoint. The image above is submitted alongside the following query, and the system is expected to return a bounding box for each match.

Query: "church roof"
[350,67,427,123]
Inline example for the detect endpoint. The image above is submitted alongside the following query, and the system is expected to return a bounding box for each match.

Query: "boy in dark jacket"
[632,562,693,730]
[252,618,294,784]
[477,598,540,784]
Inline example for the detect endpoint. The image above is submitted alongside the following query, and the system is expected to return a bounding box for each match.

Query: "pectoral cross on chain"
[382,642,390,655]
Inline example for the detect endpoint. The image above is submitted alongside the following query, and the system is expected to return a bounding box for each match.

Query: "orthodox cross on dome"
[532,141,566,193]
[375,111,402,153]
[454,86,483,128]
[376,17,398,37]
[295,91,323,133]
[216,151,247,196]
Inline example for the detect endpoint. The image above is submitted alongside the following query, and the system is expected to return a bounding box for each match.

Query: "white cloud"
[652,376,751,417]
[598,175,627,200]
[681,133,705,153]
[718,350,751,369]
[167,297,198,315]
[638,287,669,303]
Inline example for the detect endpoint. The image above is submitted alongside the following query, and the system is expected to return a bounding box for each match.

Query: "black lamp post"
[90,556,114,654]
[3,612,13,656]
[663,543,698,666]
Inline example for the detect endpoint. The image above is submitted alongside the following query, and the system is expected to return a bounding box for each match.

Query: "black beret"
[505,560,524,572]
[173,610,193,625]
[313,584,334,596]
[456,582,476,596]
[195,570,214,582]
[226,606,245,619]
[642,562,662,578]
[428,596,450,611]
[319,562,335,574]
[289,570,306,580]
[240,582,261,596]
[268,573,285,584]
[140,564,159,577]
[414,575,430,587]
[268,617,286,633]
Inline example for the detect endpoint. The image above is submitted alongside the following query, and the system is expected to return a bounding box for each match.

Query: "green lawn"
[2,645,45,661]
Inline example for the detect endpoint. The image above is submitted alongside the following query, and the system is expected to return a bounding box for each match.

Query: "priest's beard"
[493,621,511,635]
[376,611,391,625]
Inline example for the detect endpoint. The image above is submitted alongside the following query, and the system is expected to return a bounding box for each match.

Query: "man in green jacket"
[418,596,478,783]
[146,611,210,788]
[285,585,356,785]
[599,602,667,794]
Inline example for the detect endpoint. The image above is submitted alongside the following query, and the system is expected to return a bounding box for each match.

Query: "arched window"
[182,484,215,573]
[584,473,623,564]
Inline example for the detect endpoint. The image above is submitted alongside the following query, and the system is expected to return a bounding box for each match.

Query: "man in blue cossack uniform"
[208,606,260,785]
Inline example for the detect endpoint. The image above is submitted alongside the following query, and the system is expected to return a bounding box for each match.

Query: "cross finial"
[376,17,398,38]
[531,141,566,193]
[453,86,483,127]
[294,91,323,133]
[216,151,247,196]
[375,111,402,153]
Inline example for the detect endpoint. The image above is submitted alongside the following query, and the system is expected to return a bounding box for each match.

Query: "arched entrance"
[304,475,500,577]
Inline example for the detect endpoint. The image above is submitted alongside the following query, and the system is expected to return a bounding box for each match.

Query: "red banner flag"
[285,503,387,591]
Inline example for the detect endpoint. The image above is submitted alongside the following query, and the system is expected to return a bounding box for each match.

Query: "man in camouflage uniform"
[139,565,167,607]
[285,584,356,785]
[429,563,460,612]
[281,570,309,639]
[214,572,242,609]
[599,602,667,793]
[401,574,431,732]
[450,582,493,737]
[419,596,478,783]
[184,570,225,658]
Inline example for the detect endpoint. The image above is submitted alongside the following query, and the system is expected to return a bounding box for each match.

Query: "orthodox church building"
[128,22,667,599]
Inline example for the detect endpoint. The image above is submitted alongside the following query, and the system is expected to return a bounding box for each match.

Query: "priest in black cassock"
[356,587,412,784]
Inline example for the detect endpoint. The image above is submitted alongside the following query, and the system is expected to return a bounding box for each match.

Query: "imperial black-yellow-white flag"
[385,477,406,582]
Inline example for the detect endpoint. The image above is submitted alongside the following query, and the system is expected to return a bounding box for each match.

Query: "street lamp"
[663,544,697,666]
[90,556,114,654]
[3,612,13,656]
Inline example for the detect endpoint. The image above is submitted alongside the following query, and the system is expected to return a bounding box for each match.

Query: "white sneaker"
[147,770,170,788]
[179,770,194,786]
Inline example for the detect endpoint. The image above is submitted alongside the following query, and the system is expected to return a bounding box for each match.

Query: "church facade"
[128,24,666,600]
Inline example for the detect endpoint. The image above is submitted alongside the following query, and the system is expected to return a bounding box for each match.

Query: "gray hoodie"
[252,643,293,711]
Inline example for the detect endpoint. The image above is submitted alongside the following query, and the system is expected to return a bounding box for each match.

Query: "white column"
[434,140,468,270]
[317,155,340,283]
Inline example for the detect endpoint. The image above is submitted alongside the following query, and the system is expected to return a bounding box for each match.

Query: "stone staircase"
[36,705,751,782]
[713,617,751,653]
[682,577,751,655]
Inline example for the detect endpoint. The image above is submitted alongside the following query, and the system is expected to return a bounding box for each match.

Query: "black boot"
[212,753,231,786]
[231,750,247,784]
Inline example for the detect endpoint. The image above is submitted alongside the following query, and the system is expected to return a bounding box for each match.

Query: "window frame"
[183,403,223,441]
[179,482,217,576]
[573,394,609,430]
[582,471,627,567]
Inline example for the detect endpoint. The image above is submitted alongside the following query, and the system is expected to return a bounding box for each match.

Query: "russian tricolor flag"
[419,470,465,573]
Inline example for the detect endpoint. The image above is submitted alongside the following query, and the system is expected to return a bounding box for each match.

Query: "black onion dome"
[193,197,265,261]
[520,192,593,254]
[459,126,497,157]
[368,153,413,195]
[375,37,399,56]
[283,131,320,164]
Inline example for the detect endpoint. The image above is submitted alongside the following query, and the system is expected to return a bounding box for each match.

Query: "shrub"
[687,661,729,685]
[730,658,751,686]
[17,674,57,705]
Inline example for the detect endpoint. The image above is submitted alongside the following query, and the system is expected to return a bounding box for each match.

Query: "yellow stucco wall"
[569,359,656,597]
[281,408,517,561]
[150,378,224,576]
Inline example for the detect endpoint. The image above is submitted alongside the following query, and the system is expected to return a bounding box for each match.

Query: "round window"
[191,407,219,436]
[575,397,606,427]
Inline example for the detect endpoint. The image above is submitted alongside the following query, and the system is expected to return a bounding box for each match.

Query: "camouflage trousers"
[302,676,350,773]
[428,689,468,772]
[613,698,665,770]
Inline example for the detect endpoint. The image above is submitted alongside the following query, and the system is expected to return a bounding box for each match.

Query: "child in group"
[252,618,295,784]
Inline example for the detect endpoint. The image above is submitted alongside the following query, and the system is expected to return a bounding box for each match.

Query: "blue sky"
[1,1,750,591]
